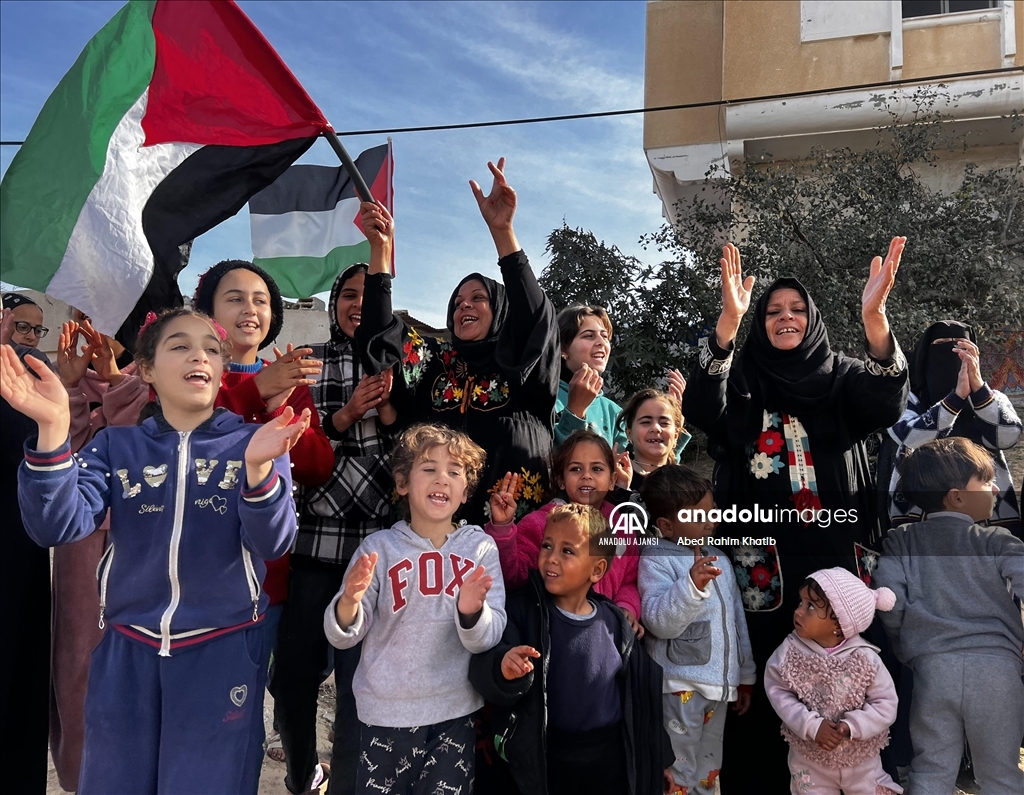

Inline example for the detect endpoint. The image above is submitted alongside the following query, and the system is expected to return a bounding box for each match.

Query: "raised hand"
[244,406,311,486]
[469,158,520,257]
[336,551,379,629]
[690,554,722,591]
[666,368,686,407]
[862,236,905,359]
[81,320,124,386]
[613,444,632,490]
[359,201,394,249]
[955,339,983,394]
[0,344,70,450]
[57,321,97,389]
[254,346,322,404]
[716,243,755,348]
[488,472,519,525]
[565,362,603,418]
[457,565,493,617]
[333,373,388,432]
[0,308,13,346]
[862,237,905,318]
[501,645,540,680]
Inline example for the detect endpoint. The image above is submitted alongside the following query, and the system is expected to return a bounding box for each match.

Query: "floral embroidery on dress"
[855,543,879,586]
[401,328,435,387]
[750,411,785,479]
[428,337,511,413]
[750,451,784,479]
[734,545,783,612]
[483,467,546,522]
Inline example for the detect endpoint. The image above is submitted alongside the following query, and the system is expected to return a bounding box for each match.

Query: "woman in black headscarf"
[887,320,1022,533]
[683,239,910,794]
[354,159,559,526]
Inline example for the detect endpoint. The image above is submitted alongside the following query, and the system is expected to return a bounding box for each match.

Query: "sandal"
[263,731,285,764]
[301,762,330,795]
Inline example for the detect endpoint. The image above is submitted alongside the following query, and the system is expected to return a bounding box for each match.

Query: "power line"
[0,65,1020,145]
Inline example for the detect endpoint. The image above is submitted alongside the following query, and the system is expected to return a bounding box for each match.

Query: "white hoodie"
[325,520,506,727]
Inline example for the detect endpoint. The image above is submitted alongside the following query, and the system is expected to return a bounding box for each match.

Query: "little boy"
[638,465,755,795]
[875,436,1024,795]
[469,503,672,795]
[324,423,506,793]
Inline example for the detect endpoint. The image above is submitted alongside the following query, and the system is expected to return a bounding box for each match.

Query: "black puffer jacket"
[469,571,672,795]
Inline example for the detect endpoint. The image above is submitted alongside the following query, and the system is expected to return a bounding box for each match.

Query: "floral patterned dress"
[355,251,559,526]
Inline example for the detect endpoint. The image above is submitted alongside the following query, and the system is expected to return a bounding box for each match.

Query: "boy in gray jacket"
[639,466,755,795]
[324,424,506,794]
[875,437,1024,795]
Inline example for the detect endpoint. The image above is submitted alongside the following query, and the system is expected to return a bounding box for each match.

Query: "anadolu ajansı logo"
[608,502,649,537]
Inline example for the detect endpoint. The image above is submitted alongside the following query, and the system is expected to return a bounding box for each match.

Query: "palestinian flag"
[0,0,330,344]
[249,141,394,298]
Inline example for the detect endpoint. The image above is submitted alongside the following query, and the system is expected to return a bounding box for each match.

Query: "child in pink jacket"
[765,568,902,795]
[485,429,643,634]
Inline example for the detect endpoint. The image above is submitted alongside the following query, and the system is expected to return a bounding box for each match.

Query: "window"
[902,0,998,18]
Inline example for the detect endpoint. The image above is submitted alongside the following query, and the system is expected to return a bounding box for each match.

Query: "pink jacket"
[68,365,148,451]
[764,632,898,769]
[485,499,641,619]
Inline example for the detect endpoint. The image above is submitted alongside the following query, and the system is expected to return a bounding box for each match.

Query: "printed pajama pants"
[787,748,902,795]
[356,715,476,794]
[663,690,725,795]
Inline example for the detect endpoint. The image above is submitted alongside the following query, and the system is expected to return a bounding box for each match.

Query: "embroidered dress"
[356,251,559,525]
[682,277,909,794]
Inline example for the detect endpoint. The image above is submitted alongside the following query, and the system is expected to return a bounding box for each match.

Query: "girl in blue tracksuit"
[0,308,307,795]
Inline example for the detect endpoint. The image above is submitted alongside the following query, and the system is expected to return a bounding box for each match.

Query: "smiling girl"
[486,429,644,636]
[616,388,691,492]
[2,309,306,794]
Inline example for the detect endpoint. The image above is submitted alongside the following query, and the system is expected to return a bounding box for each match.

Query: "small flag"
[249,141,394,298]
[0,0,330,343]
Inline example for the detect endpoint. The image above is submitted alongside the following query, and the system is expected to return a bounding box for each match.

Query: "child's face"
[212,268,273,360]
[538,519,607,600]
[558,440,614,506]
[564,315,611,374]
[944,474,998,522]
[793,585,841,647]
[656,490,716,542]
[396,444,469,525]
[626,398,678,466]
[139,316,224,413]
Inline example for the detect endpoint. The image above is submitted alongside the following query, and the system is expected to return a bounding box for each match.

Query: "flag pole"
[323,130,374,202]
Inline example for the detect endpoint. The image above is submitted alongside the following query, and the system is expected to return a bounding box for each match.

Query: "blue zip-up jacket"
[18,408,297,656]
[639,540,755,702]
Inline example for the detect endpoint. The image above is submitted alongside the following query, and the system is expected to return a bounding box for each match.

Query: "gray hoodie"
[874,511,1024,664]
[324,520,506,727]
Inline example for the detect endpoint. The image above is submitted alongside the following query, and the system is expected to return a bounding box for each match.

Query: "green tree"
[540,90,1023,404]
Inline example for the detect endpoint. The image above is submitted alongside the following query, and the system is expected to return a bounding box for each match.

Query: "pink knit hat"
[809,567,897,638]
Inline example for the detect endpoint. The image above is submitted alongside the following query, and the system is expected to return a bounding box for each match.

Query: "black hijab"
[446,273,509,372]
[328,263,368,344]
[728,277,853,446]
[909,320,984,443]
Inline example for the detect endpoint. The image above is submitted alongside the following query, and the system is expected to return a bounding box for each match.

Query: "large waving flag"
[0,0,330,342]
[249,141,394,298]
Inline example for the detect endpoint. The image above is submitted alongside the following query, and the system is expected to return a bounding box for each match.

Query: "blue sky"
[0,0,664,328]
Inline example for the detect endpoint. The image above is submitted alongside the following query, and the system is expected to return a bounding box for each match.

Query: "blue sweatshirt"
[18,409,296,656]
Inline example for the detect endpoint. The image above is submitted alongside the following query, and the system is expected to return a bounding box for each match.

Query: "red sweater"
[218,365,334,603]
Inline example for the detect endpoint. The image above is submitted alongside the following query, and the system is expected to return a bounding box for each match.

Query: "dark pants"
[0,535,50,795]
[79,625,267,795]
[270,558,360,795]
[356,716,476,794]
[546,723,627,795]
[720,606,793,794]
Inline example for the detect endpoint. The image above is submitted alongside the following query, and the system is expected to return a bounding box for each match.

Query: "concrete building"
[643,0,1022,225]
